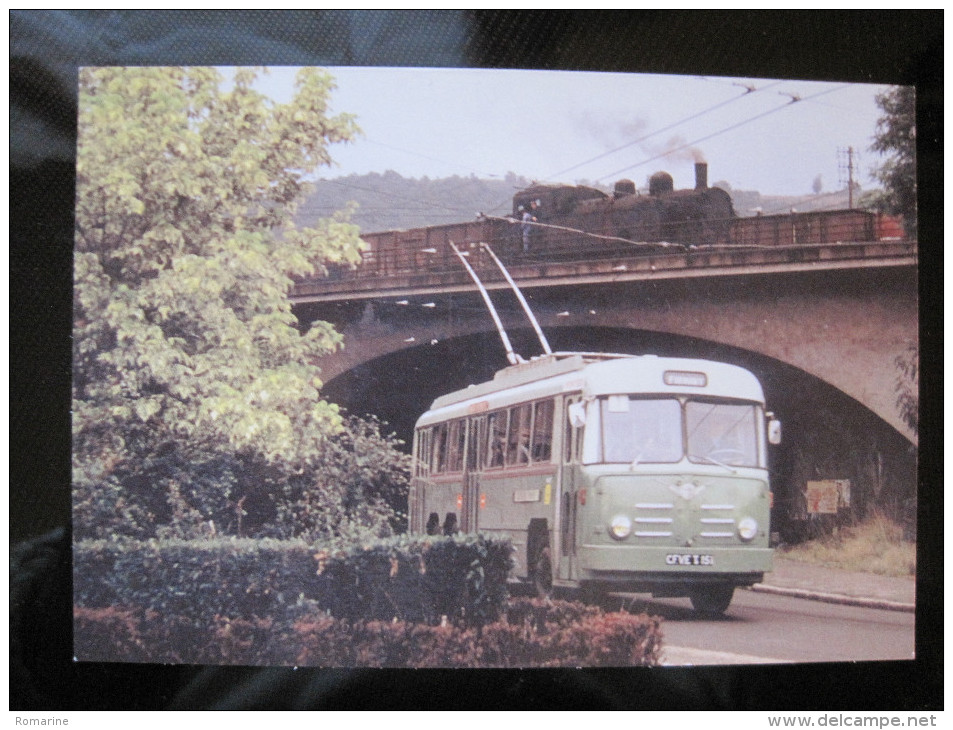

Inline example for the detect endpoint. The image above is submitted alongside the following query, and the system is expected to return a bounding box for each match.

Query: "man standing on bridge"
[521,199,541,253]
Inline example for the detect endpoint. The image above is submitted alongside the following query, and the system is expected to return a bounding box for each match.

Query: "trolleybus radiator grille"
[699,504,737,538]
[633,502,674,538]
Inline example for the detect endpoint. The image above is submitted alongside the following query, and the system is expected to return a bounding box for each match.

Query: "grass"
[779,511,916,577]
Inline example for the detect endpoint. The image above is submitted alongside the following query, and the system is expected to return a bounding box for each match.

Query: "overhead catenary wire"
[312,80,861,233]
[479,213,687,250]
[545,79,784,182]
[594,84,852,184]
[482,78,795,217]
[479,212,818,253]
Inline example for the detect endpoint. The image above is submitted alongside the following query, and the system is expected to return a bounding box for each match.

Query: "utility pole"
[838,146,857,209]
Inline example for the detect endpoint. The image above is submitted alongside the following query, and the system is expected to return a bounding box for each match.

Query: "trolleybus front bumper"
[577,543,773,588]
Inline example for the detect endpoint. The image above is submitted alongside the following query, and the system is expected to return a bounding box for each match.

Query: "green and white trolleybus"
[409,244,780,614]
[410,352,780,614]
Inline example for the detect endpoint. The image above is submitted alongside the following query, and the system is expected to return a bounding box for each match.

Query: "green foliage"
[72,67,409,539]
[869,86,917,237]
[74,537,317,620]
[296,170,536,232]
[894,343,918,433]
[266,415,411,540]
[780,509,916,577]
[73,534,662,667]
[73,533,513,629]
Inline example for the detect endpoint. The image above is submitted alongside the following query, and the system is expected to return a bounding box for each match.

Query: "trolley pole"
[480,243,553,357]
[448,242,523,366]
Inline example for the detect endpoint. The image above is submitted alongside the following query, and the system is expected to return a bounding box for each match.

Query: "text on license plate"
[666,553,714,566]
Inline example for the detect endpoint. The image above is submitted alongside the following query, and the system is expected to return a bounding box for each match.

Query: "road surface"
[595,589,915,666]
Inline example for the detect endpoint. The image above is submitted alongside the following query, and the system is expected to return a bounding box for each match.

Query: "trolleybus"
[409,351,780,614]
[408,242,779,614]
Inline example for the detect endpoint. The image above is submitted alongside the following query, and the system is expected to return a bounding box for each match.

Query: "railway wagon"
[728,208,878,247]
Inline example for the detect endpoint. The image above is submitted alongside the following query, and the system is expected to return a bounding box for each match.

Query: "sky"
[259,66,893,199]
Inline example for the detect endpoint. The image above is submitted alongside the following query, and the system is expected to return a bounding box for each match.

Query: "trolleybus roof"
[419,352,765,427]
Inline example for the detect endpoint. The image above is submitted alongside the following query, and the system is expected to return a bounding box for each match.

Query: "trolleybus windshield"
[588,396,762,468]
[686,400,760,468]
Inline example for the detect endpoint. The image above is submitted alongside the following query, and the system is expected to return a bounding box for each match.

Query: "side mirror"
[568,401,587,428]
[767,416,782,445]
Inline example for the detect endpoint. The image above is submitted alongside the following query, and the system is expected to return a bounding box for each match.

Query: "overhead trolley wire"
[483,77,784,217]
[546,79,784,182]
[479,213,688,250]
[594,84,852,184]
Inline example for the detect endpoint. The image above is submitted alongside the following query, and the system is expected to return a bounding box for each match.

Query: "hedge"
[74,533,513,628]
[74,597,663,667]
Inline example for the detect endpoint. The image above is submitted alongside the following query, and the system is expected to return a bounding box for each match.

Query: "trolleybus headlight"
[609,514,632,540]
[737,517,758,542]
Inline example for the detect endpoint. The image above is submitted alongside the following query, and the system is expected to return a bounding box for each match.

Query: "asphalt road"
[596,589,916,666]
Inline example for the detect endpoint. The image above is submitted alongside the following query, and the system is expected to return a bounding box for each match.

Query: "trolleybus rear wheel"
[532,546,553,599]
[577,582,604,607]
[689,585,734,615]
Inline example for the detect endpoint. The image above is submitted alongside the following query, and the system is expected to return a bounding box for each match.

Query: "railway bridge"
[292,238,918,444]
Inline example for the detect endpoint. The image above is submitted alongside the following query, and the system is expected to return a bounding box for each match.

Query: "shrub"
[780,509,916,577]
[72,606,153,663]
[74,533,513,630]
[74,597,663,667]
[72,416,410,544]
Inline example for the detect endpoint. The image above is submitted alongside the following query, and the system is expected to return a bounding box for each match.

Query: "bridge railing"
[318,209,901,284]
[728,209,878,247]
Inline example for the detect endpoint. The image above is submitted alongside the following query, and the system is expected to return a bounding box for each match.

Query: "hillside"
[296,170,535,233]
[297,171,872,234]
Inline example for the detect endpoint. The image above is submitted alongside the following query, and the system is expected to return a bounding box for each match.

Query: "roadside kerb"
[748,583,915,613]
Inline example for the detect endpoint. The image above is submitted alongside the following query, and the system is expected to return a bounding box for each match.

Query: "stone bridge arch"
[313,266,917,444]
[320,322,917,541]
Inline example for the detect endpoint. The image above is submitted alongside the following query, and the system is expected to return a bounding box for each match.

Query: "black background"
[10,10,943,711]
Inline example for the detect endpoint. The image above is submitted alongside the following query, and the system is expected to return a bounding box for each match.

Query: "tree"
[870,86,917,237]
[267,415,411,542]
[73,67,402,540]
[894,343,919,433]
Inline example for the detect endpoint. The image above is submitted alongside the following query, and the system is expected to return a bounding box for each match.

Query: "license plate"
[666,553,714,566]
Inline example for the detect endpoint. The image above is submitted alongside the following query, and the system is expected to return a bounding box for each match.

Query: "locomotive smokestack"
[695,162,708,190]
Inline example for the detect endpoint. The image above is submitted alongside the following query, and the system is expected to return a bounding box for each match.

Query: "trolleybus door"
[558,396,583,580]
[558,482,576,580]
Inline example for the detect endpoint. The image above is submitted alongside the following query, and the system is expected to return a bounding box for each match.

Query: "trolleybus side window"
[506,403,533,466]
[565,396,585,463]
[428,419,467,474]
[446,419,465,473]
[467,416,486,471]
[416,428,431,477]
[487,410,507,468]
[432,423,448,473]
[531,399,554,462]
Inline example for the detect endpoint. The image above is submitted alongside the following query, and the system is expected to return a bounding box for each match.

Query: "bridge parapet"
[295,243,918,445]
[293,240,917,304]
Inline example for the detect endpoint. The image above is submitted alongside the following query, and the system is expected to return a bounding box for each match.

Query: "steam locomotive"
[344,163,902,279]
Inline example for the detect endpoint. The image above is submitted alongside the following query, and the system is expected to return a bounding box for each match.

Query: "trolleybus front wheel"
[689,585,734,615]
